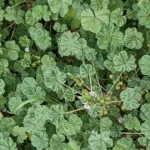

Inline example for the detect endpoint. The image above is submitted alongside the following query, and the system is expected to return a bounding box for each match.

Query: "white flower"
[118,117,124,124]
[77,96,82,100]
[89,91,97,98]
[84,103,91,110]
[25,47,29,52]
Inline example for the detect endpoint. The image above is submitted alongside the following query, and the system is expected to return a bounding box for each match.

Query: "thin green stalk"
[106,101,122,104]
[122,132,143,135]
[89,75,93,91]
[62,83,82,95]
[14,97,43,113]
[106,73,122,96]
[91,61,103,95]
[65,107,85,115]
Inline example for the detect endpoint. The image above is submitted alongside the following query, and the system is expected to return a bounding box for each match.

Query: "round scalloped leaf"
[139,55,150,76]
[91,0,109,10]
[113,51,136,72]
[47,0,72,17]
[124,28,144,49]
[96,23,124,50]
[88,132,113,150]
[141,119,150,140]
[113,137,137,150]
[110,8,126,27]
[120,88,141,110]
[0,79,5,95]
[81,9,110,33]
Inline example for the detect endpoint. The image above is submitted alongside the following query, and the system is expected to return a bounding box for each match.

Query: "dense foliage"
[1,0,150,149]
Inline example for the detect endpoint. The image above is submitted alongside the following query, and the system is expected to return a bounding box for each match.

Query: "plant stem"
[91,61,103,95]
[89,75,93,91]
[122,132,143,135]
[65,107,85,115]
[62,83,82,95]
[14,97,44,113]
[106,73,122,96]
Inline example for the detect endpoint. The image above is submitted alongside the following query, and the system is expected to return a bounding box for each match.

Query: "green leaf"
[113,51,136,72]
[100,117,113,132]
[50,134,67,150]
[0,8,4,21]
[120,88,141,110]
[3,41,20,61]
[66,140,80,150]
[28,23,51,50]
[96,23,124,50]
[141,119,150,140]
[80,64,95,78]
[137,0,150,28]
[139,55,150,76]
[0,118,16,133]
[21,53,31,68]
[138,137,150,150]
[110,8,126,27]
[47,0,72,17]
[88,132,113,150]
[63,88,76,102]
[113,137,137,150]
[53,22,68,33]
[124,28,144,49]
[8,96,22,114]
[19,36,31,48]
[145,92,150,103]
[49,104,65,125]
[81,9,110,33]
[31,130,49,150]
[91,0,109,10]
[123,114,141,131]
[5,7,24,24]
[0,79,5,95]
[88,104,102,118]
[23,105,49,133]
[20,77,37,96]
[0,137,17,150]
[12,126,27,143]
[44,67,66,92]
[59,114,82,136]
[140,104,150,121]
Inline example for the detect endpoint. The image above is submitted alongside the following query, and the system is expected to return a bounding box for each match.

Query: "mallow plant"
[0,0,150,149]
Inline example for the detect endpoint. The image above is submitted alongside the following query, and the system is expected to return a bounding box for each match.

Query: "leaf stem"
[65,107,85,115]
[106,101,122,104]
[14,97,44,113]
[122,132,143,135]
[106,73,122,96]
[91,61,103,95]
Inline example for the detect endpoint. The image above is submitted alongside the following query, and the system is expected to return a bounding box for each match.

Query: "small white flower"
[7,6,11,9]
[84,103,91,110]
[92,130,97,135]
[89,91,97,98]
[118,117,124,124]
[25,47,29,52]
[77,96,82,100]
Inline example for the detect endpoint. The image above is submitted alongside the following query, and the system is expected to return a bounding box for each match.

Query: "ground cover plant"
[1,0,150,149]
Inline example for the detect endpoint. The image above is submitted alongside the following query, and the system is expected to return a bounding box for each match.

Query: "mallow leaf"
[96,23,124,50]
[0,8,4,21]
[49,104,65,125]
[124,28,144,49]
[120,88,141,110]
[0,137,17,150]
[141,119,150,140]
[110,8,127,27]
[31,130,49,150]
[123,114,141,131]
[113,137,137,150]
[50,134,67,150]
[88,132,113,150]
[29,23,51,50]
[44,66,66,92]
[3,41,20,61]
[91,0,110,10]
[0,79,5,95]
[113,51,136,72]
[12,126,27,144]
[5,7,24,24]
[81,9,110,33]
[137,0,150,29]
[47,0,72,17]
[139,55,150,76]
